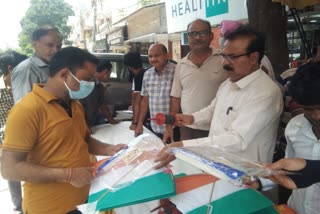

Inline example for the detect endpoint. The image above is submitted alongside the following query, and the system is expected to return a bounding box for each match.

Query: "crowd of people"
[0,18,319,214]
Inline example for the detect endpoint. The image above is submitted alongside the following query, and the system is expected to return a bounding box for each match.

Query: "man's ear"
[210,31,214,41]
[59,68,69,81]
[251,52,260,63]
[32,41,37,49]
[7,65,13,72]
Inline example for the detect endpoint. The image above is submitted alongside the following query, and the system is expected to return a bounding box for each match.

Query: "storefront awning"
[124,33,156,43]
[272,0,319,9]
[124,33,181,44]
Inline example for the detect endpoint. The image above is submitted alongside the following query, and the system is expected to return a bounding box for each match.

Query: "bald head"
[148,43,168,72]
[149,43,168,54]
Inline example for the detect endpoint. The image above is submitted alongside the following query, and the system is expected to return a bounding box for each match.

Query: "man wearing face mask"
[11,25,62,103]
[1,47,127,214]
[80,59,118,129]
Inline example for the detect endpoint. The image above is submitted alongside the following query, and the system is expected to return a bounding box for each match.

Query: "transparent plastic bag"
[170,145,281,186]
[92,133,164,191]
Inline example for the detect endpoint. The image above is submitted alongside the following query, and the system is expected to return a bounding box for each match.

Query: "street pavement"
[0,173,17,213]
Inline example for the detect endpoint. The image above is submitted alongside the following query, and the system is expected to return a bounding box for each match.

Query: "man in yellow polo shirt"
[1,47,127,214]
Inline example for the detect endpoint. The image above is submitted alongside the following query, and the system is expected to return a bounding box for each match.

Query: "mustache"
[223,65,234,71]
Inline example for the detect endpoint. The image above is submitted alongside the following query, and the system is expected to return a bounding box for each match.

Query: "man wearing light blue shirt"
[11,26,62,103]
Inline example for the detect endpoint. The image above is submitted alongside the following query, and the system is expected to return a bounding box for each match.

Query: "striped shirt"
[141,62,176,133]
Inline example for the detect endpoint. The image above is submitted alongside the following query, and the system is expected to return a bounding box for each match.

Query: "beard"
[223,64,234,71]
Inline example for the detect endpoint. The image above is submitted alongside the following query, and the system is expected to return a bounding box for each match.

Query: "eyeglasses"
[219,52,254,63]
[187,30,211,38]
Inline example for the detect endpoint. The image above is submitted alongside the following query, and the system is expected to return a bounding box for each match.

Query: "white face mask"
[64,71,95,100]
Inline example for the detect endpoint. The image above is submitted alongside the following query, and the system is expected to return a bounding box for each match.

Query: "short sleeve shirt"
[11,54,50,103]
[141,62,176,133]
[170,49,228,130]
[3,84,92,213]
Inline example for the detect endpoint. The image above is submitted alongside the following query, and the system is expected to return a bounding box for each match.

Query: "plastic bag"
[170,145,280,186]
[92,133,164,191]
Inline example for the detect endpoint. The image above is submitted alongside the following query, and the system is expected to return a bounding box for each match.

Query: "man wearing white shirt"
[164,19,227,142]
[156,25,283,164]
[155,24,283,211]
[155,24,283,212]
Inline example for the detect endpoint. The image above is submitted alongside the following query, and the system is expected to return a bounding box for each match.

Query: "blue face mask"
[64,71,95,100]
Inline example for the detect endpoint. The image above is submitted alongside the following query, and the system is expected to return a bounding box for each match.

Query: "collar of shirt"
[33,84,74,117]
[31,54,49,68]
[50,99,73,117]
[33,83,61,103]
[232,68,263,90]
[181,47,221,65]
[295,114,320,141]
[152,62,174,75]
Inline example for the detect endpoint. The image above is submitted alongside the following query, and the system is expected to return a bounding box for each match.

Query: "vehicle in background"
[93,53,151,115]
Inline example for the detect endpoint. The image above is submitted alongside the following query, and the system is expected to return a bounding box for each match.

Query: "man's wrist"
[256,178,262,191]
[170,141,183,147]
[166,124,173,129]
[60,168,72,183]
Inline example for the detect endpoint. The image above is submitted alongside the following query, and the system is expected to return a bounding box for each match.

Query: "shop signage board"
[165,0,248,33]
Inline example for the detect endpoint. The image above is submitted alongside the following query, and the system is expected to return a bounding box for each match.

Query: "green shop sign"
[205,0,229,18]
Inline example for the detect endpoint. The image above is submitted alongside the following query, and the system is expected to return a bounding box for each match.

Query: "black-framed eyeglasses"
[219,52,254,63]
[187,30,211,38]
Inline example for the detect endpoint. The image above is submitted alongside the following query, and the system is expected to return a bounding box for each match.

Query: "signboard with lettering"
[165,0,248,33]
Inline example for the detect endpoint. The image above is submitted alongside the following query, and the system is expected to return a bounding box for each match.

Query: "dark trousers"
[179,126,209,140]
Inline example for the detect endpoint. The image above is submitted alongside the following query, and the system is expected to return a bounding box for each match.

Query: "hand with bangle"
[64,167,94,188]
[65,168,73,183]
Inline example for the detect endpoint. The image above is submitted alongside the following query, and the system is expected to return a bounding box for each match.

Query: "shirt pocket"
[147,81,172,98]
[161,81,173,96]
[223,109,238,130]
